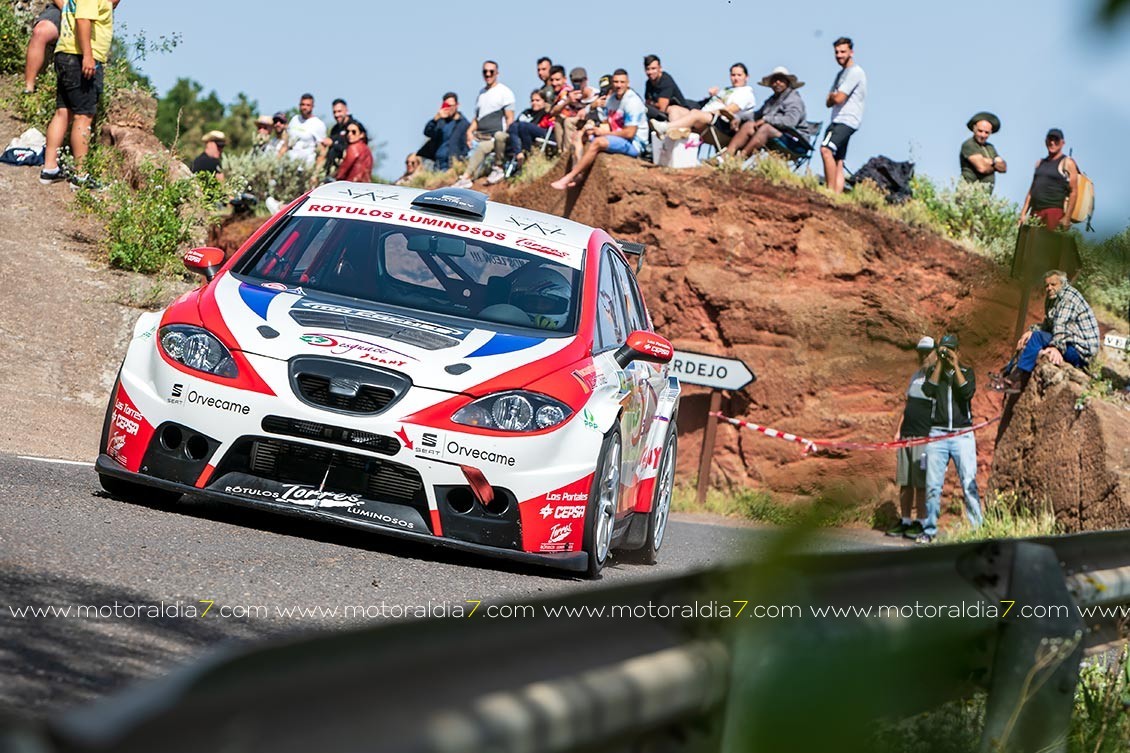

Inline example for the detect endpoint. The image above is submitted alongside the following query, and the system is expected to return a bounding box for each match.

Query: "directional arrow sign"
[670,350,755,391]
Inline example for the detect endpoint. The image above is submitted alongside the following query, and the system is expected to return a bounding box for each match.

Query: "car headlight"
[158,325,238,378]
[452,391,572,432]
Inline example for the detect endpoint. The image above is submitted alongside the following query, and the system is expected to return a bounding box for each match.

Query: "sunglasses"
[482,69,497,76]
[347,129,361,135]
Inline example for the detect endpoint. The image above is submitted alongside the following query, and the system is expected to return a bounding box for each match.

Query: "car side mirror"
[614,330,673,368]
[183,247,226,281]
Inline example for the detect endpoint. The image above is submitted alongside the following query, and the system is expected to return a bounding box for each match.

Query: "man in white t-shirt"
[285,93,327,168]
[551,69,648,191]
[820,36,867,193]
[651,63,756,141]
[453,60,515,188]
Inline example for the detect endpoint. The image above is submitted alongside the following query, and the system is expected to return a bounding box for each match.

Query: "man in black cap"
[959,112,1006,190]
[1020,128,1079,229]
[918,333,983,543]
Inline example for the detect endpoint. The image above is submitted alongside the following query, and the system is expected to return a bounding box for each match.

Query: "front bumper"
[95,454,590,573]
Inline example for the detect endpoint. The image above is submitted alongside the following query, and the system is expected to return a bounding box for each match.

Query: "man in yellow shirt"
[40,0,116,186]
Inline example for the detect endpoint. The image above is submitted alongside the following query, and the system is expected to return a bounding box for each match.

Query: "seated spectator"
[395,153,423,186]
[643,54,690,124]
[23,0,62,94]
[544,65,573,117]
[191,131,226,181]
[492,90,554,183]
[723,66,808,161]
[453,60,515,188]
[551,69,647,191]
[419,92,469,172]
[560,71,608,163]
[652,62,756,140]
[335,121,373,183]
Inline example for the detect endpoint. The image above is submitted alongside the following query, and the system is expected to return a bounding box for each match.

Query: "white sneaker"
[651,119,669,136]
[452,177,473,189]
[486,166,505,185]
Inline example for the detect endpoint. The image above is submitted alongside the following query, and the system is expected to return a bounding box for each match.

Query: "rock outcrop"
[990,362,1130,530]
[98,84,190,188]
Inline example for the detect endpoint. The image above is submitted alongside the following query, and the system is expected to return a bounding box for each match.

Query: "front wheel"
[583,427,622,578]
[640,431,677,565]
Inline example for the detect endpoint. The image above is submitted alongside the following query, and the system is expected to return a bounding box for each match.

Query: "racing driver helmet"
[509,264,573,330]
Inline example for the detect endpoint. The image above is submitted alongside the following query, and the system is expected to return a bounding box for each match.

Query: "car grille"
[261,416,400,456]
[294,373,395,414]
[290,309,460,350]
[289,356,411,417]
[216,437,425,509]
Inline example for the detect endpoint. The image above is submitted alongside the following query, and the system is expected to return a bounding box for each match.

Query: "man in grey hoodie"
[725,66,807,160]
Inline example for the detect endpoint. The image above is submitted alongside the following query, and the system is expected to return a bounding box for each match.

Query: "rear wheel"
[583,427,622,578]
[640,431,677,565]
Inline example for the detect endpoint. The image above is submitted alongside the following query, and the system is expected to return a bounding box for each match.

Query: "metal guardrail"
[3,531,1130,753]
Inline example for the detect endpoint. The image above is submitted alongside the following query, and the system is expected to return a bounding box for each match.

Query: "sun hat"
[757,66,804,89]
[966,111,1001,133]
[202,130,226,144]
[255,114,273,128]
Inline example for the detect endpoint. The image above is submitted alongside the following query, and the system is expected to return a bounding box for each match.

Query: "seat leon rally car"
[97,184,680,576]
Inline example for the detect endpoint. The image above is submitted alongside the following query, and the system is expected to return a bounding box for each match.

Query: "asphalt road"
[0,452,899,721]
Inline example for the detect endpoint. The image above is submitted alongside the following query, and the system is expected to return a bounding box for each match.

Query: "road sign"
[670,350,755,391]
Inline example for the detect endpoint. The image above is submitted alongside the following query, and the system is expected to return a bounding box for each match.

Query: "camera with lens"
[598,74,612,96]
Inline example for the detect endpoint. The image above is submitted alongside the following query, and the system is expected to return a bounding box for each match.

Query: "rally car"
[96,184,680,576]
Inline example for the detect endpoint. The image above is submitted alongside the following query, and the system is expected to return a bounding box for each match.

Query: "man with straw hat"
[960,111,1007,190]
[723,65,808,161]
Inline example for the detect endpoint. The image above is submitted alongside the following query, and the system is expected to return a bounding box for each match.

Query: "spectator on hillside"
[550,69,647,191]
[318,98,355,178]
[23,0,62,94]
[919,333,983,544]
[335,121,373,183]
[286,93,327,168]
[821,36,867,194]
[39,0,116,187]
[252,115,275,154]
[419,92,469,172]
[652,62,756,141]
[545,65,573,117]
[191,130,225,180]
[395,153,423,186]
[493,90,554,182]
[723,66,808,161]
[643,54,689,124]
[960,112,1007,191]
[1019,129,1079,230]
[267,112,288,157]
[453,60,515,188]
[558,68,598,162]
[887,336,936,540]
[535,56,554,103]
[1008,270,1099,389]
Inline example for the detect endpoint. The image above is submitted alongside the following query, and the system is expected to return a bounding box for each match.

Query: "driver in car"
[508,265,572,330]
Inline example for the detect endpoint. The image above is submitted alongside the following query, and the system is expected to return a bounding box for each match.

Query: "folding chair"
[765,120,822,171]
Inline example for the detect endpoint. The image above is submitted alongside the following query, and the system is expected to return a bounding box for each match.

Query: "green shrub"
[1077,227,1130,319]
[938,490,1058,543]
[910,176,1021,263]
[79,159,227,273]
[0,2,31,74]
[222,149,312,208]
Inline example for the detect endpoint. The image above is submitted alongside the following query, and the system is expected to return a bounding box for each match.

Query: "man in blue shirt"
[551,69,648,191]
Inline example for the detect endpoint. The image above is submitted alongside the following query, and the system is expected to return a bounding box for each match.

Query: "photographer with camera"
[918,333,983,543]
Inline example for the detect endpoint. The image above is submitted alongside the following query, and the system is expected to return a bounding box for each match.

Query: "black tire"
[98,473,181,505]
[583,426,622,578]
[640,431,677,565]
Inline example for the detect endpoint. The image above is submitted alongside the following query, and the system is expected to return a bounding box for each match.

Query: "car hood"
[208,274,584,395]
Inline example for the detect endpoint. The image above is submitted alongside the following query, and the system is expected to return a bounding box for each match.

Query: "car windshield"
[236,214,580,335]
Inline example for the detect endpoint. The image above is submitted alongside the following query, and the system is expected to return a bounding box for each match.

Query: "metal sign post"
[669,351,755,506]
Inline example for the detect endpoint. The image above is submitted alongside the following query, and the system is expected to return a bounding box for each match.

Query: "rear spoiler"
[615,240,647,272]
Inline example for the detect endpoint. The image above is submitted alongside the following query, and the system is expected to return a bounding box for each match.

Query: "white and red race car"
[96,185,680,576]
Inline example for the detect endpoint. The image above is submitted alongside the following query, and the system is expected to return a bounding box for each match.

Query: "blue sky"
[118,0,1130,236]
